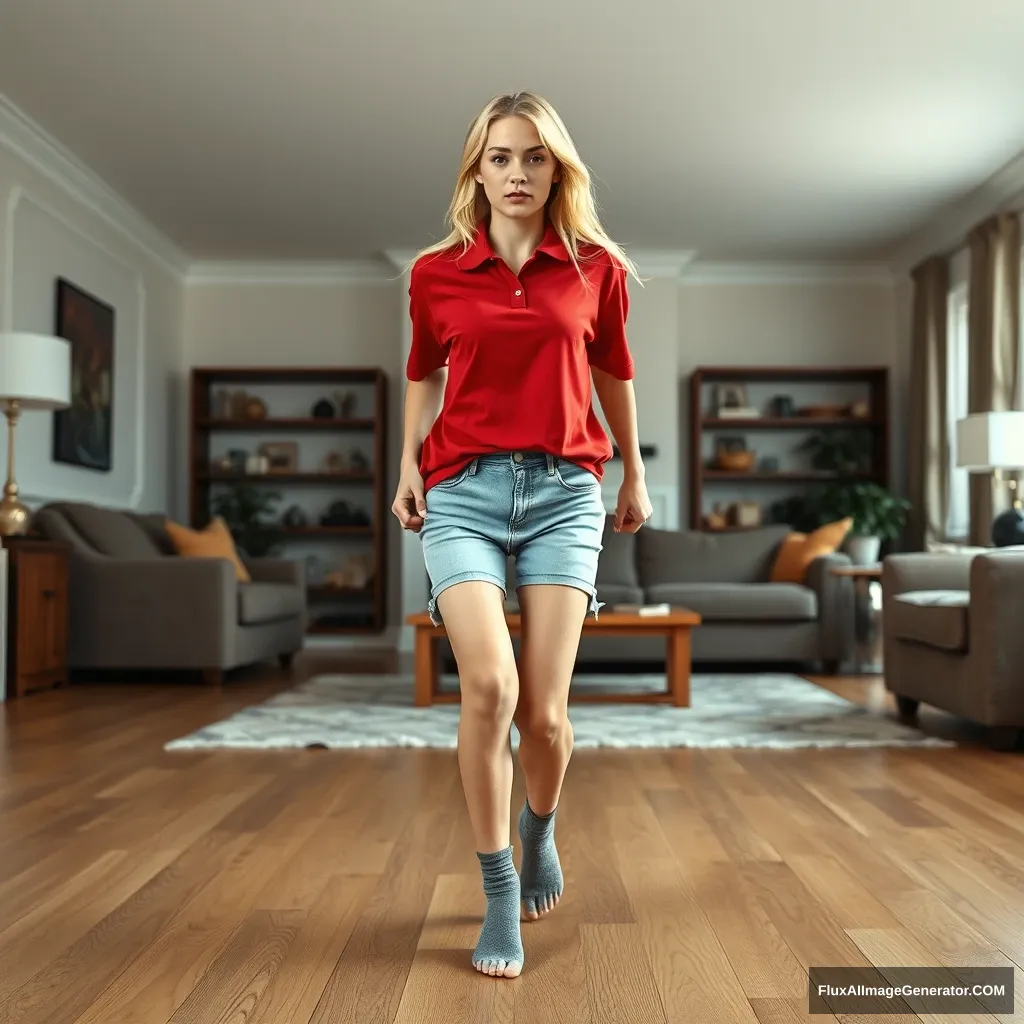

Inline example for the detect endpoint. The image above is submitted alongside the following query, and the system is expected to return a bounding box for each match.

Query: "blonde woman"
[392,91,652,978]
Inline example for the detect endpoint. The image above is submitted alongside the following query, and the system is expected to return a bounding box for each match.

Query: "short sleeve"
[588,264,635,379]
[405,265,448,381]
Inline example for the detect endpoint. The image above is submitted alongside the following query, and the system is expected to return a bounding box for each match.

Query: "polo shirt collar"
[457,219,570,270]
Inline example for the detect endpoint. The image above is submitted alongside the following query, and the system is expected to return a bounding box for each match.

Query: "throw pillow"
[769,518,853,584]
[164,516,251,582]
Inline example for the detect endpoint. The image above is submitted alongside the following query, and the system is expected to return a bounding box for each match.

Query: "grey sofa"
[882,548,1024,749]
[32,501,306,684]
[503,517,856,670]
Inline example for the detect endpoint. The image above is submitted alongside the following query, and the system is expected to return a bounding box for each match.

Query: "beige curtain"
[906,256,950,550]
[967,213,1022,545]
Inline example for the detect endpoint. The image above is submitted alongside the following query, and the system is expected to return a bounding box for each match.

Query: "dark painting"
[52,278,115,472]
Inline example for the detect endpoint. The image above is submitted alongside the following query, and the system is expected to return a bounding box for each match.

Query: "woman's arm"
[591,366,652,531]
[401,367,447,470]
[591,367,644,479]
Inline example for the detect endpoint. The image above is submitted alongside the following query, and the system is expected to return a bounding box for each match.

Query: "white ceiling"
[2,0,1024,265]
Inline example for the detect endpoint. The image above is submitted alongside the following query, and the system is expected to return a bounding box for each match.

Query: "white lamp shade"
[0,332,71,410]
[956,412,1024,470]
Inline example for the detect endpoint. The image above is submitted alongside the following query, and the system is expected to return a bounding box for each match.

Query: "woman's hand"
[392,459,428,532]
[613,471,653,533]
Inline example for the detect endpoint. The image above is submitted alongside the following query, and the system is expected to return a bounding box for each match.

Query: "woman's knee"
[518,704,572,745]
[460,663,518,722]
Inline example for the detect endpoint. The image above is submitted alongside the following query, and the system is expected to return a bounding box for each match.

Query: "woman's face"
[475,116,560,221]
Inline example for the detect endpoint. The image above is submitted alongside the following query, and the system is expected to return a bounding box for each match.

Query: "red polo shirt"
[406,219,635,492]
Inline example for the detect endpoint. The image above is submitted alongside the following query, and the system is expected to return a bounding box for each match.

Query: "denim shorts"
[418,451,607,626]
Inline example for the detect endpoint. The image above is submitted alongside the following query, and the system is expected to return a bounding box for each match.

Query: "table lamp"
[0,332,72,536]
[956,411,1024,547]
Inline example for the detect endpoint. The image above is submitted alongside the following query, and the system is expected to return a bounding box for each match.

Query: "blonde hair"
[409,92,643,286]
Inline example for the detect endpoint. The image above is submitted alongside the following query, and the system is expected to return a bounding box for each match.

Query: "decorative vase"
[845,534,881,566]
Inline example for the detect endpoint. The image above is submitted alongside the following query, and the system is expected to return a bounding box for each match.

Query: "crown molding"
[0,93,191,280]
[888,145,1024,275]
[681,261,894,285]
[382,248,419,272]
[185,259,396,285]
[630,249,698,278]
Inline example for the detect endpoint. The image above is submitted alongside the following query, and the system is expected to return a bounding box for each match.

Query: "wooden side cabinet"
[3,537,70,698]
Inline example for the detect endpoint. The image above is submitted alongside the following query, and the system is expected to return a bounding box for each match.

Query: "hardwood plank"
[614,854,759,1024]
[579,923,668,1024]
[686,863,809,999]
[166,909,304,1023]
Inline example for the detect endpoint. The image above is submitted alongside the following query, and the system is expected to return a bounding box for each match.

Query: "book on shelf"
[715,406,760,419]
[610,602,672,616]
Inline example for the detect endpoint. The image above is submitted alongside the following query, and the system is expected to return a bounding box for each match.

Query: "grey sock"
[473,846,523,972]
[518,802,563,916]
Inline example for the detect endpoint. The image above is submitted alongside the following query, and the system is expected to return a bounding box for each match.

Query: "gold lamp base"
[0,488,30,536]
[0,399,31,537]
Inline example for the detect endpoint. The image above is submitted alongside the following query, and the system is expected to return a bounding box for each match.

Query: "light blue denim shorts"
[418,450,607,626]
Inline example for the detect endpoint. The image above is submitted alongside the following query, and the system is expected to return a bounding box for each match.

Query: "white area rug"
[164,673,954,750]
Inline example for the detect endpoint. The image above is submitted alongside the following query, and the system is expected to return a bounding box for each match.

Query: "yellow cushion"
[769,518,853,584]
[164,516,251,582]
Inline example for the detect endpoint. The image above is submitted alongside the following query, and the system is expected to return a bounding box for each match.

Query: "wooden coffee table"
[405,608,702,708]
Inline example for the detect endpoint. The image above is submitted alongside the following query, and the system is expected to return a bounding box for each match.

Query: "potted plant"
[211,484,283,558]
[796,428,873,474]
[813,482,911,564]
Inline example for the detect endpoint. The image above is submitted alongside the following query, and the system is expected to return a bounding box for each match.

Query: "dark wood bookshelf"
[189,366,388,635]
[689,365,890,531]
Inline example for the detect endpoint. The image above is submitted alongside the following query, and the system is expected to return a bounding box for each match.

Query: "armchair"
[882,548,1024,749]
[31,502,306,684]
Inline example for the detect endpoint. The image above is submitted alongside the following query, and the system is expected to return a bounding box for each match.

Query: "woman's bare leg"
[513,582,589,920]
[435,579,523,977]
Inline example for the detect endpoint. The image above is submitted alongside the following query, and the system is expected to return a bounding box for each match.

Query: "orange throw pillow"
[164,516,251,582]
[769,518,853,584]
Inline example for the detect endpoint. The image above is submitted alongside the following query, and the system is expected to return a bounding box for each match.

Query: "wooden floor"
[1,651,1022,1024]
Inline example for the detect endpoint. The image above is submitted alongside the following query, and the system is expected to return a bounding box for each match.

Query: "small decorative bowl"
[715,449,756,472]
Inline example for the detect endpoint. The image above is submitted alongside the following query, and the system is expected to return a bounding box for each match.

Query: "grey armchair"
[32,501,306,684]
[882,548,1024,750]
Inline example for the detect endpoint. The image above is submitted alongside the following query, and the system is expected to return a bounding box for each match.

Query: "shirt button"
[514,289,522,296]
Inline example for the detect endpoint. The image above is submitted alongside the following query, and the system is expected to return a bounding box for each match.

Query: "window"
[946,280,970,541]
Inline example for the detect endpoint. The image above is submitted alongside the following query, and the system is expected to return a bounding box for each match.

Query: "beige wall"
[0,143,185,514]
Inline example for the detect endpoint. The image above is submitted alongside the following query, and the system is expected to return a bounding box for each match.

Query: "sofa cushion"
[44,502,164,559]
[238,582,305,624]
[645,582,818,621]
[637,524,791,586]
[165,517,251,582]
[769,518,853,583]
[888,590,969,652]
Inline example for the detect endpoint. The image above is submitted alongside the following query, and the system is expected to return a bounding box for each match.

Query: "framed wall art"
[52,278,115,472]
